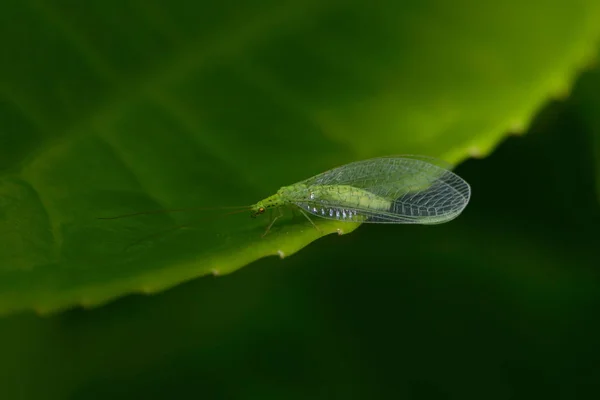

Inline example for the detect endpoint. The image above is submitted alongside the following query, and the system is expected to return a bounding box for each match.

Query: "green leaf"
[1,0,599,315]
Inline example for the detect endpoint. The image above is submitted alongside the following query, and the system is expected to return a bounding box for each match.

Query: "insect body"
[249,155,471,234]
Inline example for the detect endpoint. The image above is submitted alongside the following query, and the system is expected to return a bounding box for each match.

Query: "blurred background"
[1,0,599,399]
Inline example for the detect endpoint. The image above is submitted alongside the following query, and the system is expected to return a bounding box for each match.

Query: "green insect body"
[249,155,471,233]
[251,184,389,222]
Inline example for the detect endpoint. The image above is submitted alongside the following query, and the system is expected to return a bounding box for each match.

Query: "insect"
[101,155,471,237]
[248,155,470,235]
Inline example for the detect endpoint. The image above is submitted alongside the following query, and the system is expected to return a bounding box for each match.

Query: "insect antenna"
[123,208,251,251]
[98,205,252,220]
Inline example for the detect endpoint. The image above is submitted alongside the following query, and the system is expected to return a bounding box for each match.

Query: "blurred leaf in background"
[1,0,599,314]
[0,0,600,399]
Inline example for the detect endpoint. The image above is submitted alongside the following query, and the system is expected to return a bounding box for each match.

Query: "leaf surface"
[1,0,599,314]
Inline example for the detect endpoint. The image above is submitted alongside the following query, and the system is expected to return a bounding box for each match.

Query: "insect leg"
[262,207,284,237]
[298,208,322,233]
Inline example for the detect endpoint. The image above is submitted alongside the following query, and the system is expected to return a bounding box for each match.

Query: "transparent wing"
[296,155,471,224]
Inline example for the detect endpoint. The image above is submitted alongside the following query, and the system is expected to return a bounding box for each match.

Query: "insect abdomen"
[296,185,391,221]
[314,185,390,209]
[301,204,366,221]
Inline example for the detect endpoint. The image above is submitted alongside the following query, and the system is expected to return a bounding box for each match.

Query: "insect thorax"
[277,184,310,203]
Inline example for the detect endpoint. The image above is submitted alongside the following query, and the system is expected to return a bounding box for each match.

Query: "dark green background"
[1,67,599,400]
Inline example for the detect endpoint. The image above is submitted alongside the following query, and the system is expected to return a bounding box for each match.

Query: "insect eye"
[259,207,265,214]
